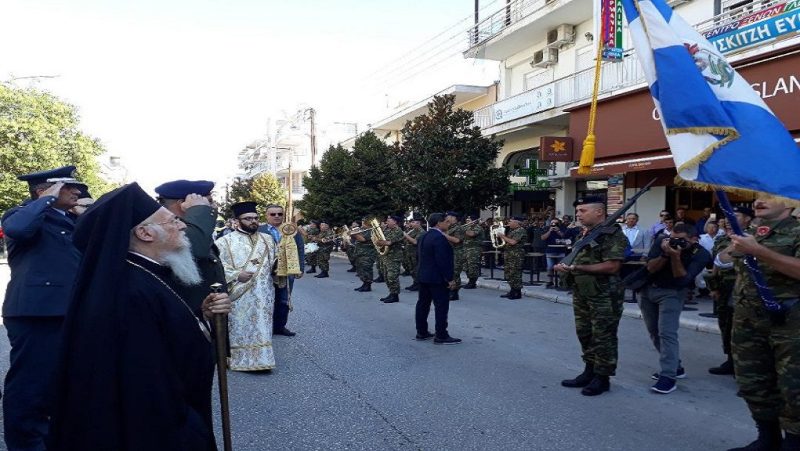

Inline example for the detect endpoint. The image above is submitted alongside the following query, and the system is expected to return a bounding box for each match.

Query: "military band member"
[444,211,466,301]
[404,214,425,291]
[374,219,388,284]
[346,220,360,272]
[305,220,320,273]
[726,197,800,451]
[353,218,377,292]
[555,196,628,397]
[315,220,335,278]
[376,215,406,303]
[496,216,527,300]
[462,213,484,289]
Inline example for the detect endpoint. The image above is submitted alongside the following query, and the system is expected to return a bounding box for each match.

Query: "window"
[524,68,553,91]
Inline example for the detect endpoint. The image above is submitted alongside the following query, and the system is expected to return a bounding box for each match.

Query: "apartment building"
[466,0,799,228]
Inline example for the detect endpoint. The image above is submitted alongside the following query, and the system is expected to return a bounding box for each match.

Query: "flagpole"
[715,190,787,321]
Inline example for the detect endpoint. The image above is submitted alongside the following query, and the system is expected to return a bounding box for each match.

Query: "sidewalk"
[331,251,721,335]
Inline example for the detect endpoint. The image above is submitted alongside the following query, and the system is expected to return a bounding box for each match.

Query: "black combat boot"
[306,266,317,274]
[464,278,478,289]
[780,433,799,451]
[379,294,391,302]
[449,290,460,301]
[382,294,399,304]
[708,356,734,375]
[728,421,783,451]
[561,364,595,388]
[405,283,419,291]
[347,266,357,272]
[581,375,610,396]
[355,282,372,292]
[500,291,512,298]
[354,282,366,291]
[508,289,522,300]
[373,275,385,283]
[314,271,329,278]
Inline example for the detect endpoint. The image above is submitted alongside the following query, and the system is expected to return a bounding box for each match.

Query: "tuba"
[490,221,506,248]
[369,218,390,256]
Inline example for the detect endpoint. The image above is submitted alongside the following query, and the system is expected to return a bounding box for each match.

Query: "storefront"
[503,148,557,217]
[565,45,800,230]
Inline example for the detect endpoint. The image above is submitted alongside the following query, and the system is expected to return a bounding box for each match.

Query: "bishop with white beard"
[215,201,278,371]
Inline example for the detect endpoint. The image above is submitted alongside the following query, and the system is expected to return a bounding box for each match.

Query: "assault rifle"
[561,178,656,266]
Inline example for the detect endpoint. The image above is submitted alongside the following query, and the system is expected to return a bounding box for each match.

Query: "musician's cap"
[411,213,424,221]
[511,215,526,222]
[319,219,330,225]
[232,201,258,217]
[388,215,403,224]
[445,211,461,219]
[733,206,755,218]
[573,196,606,207]
[154,180,214,199]
[18,165,85,189]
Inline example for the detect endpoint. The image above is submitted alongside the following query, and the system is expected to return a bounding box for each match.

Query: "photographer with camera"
[542,218,577,288]
[640,223,711,394]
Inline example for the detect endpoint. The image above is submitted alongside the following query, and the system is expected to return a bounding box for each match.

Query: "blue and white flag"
[620,0,800,201]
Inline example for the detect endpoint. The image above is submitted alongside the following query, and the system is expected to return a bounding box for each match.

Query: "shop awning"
[569,151,674,178]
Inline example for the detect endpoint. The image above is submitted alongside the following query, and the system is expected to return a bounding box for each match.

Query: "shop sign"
[540,136,574,161]
[510,181,551,192]
[703,0,800,54]
[606,174,625,214]
[602,0,624,61]
[494,83,555,124]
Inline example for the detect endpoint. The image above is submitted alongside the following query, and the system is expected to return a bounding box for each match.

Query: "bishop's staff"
[210,282,233,451]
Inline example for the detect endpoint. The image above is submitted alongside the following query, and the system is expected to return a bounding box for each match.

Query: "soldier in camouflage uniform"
[555,197,628,397]
[725,198,800,451]
[374,220,388,283]
[305,221,320,273]
[403,215,425,291]
[353,219,377,292]
[444,212,466,301]
[346,220,359,272]
[314,220,335,279]
[497,216,528,300]
[462,214,485,289]
[376,215,406,303]
[706,206,753,376]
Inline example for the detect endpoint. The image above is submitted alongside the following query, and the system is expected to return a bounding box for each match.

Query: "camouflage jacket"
[733,216,800,303]
[707,234,735,291]
[355,229,377,255]
[384,227,405,255]
[571,224,628,276]
[448,223,466,250]
[504,227,528,255]
[305,225,320,243]
[464,223,484,249]
[318,229,335,250]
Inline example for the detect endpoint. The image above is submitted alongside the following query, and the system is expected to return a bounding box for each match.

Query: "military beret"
[573,196,606,207]
[388,215,403,224]
[232,201,257,217]
[733,206,755,218]
[18,165,85,188]
[445,211,461,218]
[154,180,215,199]
[511,215,526,222]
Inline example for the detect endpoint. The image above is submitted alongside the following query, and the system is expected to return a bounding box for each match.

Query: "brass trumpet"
[490,222,506,248]
[369,218,389,256]
[447,218,480,235]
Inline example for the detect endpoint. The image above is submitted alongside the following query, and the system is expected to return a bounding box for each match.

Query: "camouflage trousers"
[318,248,332,272]
[306,249,318,268]
[452,249,465,289]
[385,252,403,295]
[378,255,387,279]
[504,250,524,290]
[405,251,418,285]
[464,246,481,279]
[356,251,376,284]
[571,275,624,376]
[346,246,356,267]
[715,282,735,356]
[732,301,800,434]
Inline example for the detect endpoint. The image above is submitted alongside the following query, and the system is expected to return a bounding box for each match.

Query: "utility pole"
[309,108,317,167]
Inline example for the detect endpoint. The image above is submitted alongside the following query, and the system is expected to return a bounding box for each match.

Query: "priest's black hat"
[232,201,257,217]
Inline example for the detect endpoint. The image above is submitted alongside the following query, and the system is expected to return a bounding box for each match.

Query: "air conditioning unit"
[531,48,558,68]
[546,24,576,48]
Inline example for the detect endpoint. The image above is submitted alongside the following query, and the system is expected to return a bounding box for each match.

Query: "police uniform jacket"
[2,196,81,317]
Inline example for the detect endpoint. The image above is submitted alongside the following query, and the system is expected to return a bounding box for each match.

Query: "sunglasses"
[268,213,284,217]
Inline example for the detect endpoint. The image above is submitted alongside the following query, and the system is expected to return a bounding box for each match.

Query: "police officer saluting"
[154,179,227,314]
[2,166,85,450]
[726,197,800,451]
[555,196,628,396]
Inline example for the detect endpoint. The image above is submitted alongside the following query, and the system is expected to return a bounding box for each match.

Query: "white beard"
[162,236,202,286]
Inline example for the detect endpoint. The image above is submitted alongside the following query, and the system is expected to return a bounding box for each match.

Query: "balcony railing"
[467,0,553,48]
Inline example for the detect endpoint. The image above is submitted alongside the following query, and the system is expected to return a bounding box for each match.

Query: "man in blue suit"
[259,203,304,337]
[415,213,461,345]
[2,166,85,450]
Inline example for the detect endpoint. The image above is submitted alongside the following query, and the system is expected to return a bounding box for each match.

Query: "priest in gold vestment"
[215,201,278,371]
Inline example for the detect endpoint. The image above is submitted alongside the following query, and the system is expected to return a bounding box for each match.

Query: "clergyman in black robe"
[47,183,231,451]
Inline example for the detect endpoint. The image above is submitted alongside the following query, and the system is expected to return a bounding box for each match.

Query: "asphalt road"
[0,258,755,450]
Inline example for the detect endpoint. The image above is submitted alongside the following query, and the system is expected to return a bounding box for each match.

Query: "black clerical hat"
[154,180,215,199]
[232,201,257,217]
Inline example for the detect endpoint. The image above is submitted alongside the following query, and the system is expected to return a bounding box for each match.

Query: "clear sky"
[1,0,500,193]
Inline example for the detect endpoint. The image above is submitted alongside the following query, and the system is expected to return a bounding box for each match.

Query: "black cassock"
[49,253,217,450]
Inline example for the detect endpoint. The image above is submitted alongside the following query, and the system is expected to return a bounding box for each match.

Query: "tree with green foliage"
[394,94,510,215]
[0,84,116,213]
[297,132,400,225]
[251,172,288,216]
[219,177,254,218]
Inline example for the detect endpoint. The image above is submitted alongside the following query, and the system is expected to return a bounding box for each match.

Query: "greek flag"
[621,0,800,200]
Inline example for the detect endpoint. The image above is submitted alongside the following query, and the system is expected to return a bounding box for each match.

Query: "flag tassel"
[577,16,606,176]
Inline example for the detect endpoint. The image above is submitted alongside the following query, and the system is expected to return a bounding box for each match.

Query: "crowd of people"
[1,165,799,450]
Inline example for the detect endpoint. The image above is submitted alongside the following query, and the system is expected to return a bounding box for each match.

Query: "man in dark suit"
[2,166,85,450]
[415,212,461,345]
